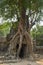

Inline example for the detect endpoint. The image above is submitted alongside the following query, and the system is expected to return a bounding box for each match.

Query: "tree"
[31,25,43,46]
[0,0,43,59]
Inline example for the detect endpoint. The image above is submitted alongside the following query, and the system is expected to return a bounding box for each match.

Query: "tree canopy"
[0,0,43,32]
[0,0,43,20]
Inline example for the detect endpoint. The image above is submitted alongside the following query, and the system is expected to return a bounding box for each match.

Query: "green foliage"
[31,25,43,46]
[12,22,18,30]
[0,22,11,37]
[0,21,18,37]
[0,0,43,19]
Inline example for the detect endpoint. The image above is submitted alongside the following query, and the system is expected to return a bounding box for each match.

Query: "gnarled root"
[24,31,35,59]
[7,28,35,60]
[17,34,23,58]
[7,32,19,55]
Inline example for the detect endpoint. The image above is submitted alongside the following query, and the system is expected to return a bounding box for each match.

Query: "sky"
[0,17,43,26]
[0,17,3,24]
[0,17,17,24]
[40,21,43,26]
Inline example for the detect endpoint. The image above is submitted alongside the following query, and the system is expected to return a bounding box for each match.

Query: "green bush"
[31,26,43,46]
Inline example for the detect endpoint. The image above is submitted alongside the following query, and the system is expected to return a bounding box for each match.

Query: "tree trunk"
[8,0,35,59]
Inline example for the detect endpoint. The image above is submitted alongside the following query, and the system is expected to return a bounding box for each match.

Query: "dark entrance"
[19,44,27,58]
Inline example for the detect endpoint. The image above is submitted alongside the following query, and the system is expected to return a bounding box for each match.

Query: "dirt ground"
[0,59,43,65]
[0,54,43,65]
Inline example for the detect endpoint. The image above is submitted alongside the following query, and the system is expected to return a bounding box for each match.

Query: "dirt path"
[0,54,43,65]
[0,59,43,65]
[36,59,43,65]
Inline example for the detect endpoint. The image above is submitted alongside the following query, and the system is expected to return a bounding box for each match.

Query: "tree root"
[17,34,23,58]
[24,31,36,59]
[8,29,35,59]
[10,31,19,43]
[8,35,20,55]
